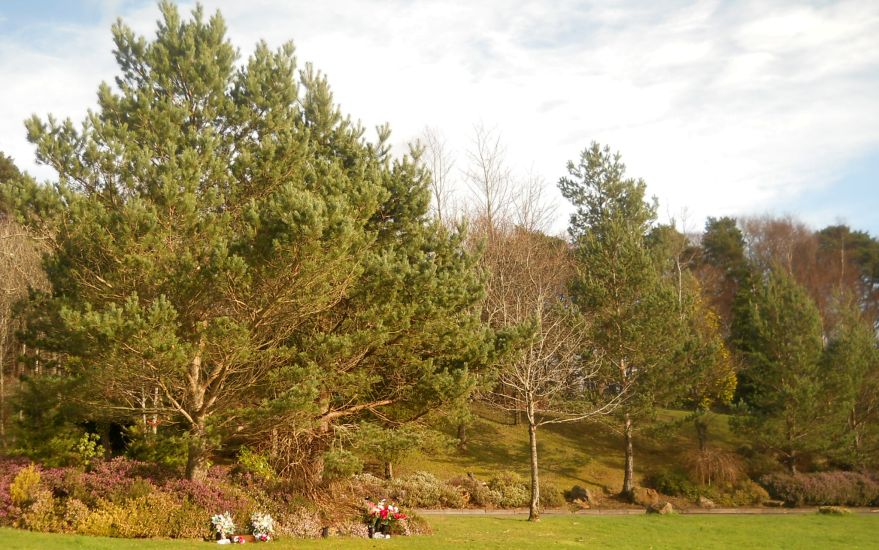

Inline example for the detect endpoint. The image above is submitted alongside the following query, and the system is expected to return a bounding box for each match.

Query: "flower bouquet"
[211,511,236,543]
[251,511,275,542]
[364,498,407,539]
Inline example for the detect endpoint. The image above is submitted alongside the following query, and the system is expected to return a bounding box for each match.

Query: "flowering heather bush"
[389,471,467,508]
[0,457,435,540]
[760,471,879,506]
[0,459,32,520]
[272,507,323,538]
[0,458,267,539]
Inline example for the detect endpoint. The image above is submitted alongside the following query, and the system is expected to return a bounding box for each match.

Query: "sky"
[1,0,878,236]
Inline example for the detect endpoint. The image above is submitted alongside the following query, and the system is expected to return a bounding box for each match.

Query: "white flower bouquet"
[211,511,236,540]
[250,511,275,541]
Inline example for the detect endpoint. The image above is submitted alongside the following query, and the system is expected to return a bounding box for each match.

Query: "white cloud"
[1,0,878,234]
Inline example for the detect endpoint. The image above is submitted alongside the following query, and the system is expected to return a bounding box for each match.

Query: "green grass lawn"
[4,515,878,550]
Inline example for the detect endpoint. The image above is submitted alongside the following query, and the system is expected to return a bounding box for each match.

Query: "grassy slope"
[401,407,743,495]
[5,516,879,550]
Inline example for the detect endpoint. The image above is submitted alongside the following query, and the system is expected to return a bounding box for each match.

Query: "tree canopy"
[7,2,487,481]
[560,142,682,497]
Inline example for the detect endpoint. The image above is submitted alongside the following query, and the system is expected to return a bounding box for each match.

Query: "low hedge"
[760,471,879,507]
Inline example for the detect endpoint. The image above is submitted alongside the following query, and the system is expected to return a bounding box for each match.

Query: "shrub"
[236,447,277,482]
[644,469,699,499]
[760,471,879,506]
[0,456,440,540]
[681,448,744,486]
[163,477,254,527]
[448,475,494,507]
[115,492,183,538]
[728,480,769,506]
[22,489,63,532]
[273,507,323,538]
[76,499,119,537]
[390,472,466,508]
[123,478,153,502]
[487,471,529,508]
[62,498,90,532]
[348,473,387,503]
[540,482,565,508]
[565,485,590,502]
[818,505,852,515]
[695,479,769,507]
[400,512,432,535]
[168,499,212,539]
[48,458,166,507]
[332,520,369,538]
[74,433,104,470]
[10,464,42,508]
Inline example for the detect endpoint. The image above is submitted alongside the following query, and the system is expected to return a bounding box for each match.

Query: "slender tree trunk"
[527,408,540,521]
[457,421,467,450]
[622,413,635,499]
[384,461,394,480]
[849,407,863,463]
[695,414,708,452]
[140,386,147,431]
[152,387,159,435]
[785,421,797,475]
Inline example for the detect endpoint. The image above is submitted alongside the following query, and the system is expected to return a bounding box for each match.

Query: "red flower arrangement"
[364,498,407,539]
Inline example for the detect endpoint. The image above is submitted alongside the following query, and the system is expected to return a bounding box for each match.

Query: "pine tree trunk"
[850,407,862,464]
[384,461,394,480]
[185,417,209,481]
[457,421,468,450]
[528,419,540,521]
[185,337,210,481]
[622,413,635,499]
[785,421,797,475]
[695,415,708,452]
[103,423,113,457]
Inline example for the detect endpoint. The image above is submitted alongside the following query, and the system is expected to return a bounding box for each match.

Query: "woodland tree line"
[0,2,878,523]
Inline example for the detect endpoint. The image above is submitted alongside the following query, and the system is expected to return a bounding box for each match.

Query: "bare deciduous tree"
[421,126,458,226]
[464,124,513,238]
[479,227,619,520]
[513,170,557,234]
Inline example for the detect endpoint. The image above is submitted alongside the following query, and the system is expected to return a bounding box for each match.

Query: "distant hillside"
[398,405,744,497]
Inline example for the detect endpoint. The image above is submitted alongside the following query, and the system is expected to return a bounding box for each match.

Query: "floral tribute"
[250,511,275,541]
[211,511,236,541]
[364,498,407,539]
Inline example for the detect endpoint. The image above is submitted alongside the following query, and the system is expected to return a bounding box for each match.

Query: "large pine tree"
[822,295,879,468]
[7,2,486,480]
[559,143,681,498]
[732,269,831,473]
